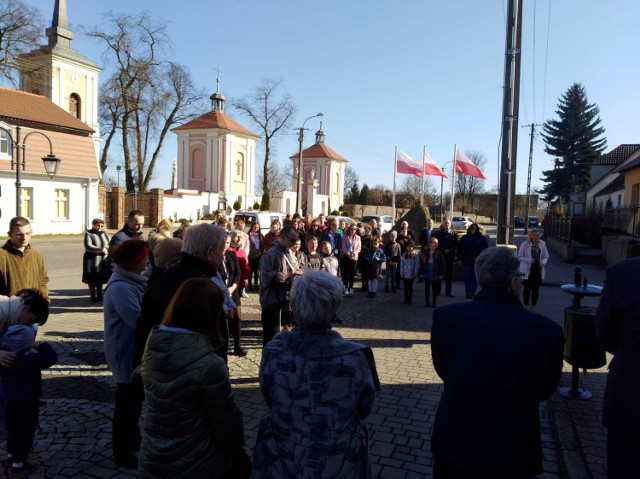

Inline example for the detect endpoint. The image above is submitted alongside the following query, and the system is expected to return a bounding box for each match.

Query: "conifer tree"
[540,83,606,202]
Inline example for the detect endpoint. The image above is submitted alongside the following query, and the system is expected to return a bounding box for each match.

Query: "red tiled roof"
[592,144,640,165]
[0,88,98,178]
[173,111,259,138]
[289,143,347,161]
[0,125,99,179]
[0,88,94,133]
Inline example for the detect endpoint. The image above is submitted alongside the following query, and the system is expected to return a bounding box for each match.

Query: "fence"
[601,205,640,237]
[549,216,573,244]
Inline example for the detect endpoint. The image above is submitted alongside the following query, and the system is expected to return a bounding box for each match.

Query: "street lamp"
[439,161,453,222]
[295,112,324,215]
[116,165,122,187]
[0,125,62,216]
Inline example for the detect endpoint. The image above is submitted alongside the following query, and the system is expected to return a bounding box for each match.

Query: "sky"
[18,0,640,196]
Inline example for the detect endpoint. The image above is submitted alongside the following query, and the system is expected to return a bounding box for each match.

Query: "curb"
[547,394,593,479]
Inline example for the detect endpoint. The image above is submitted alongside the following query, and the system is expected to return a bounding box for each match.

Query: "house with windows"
[0,89,100,234]
[0,0,102,235]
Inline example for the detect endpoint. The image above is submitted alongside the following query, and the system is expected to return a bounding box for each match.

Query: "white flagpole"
[421,145,426,207]
[392,146,398,223]
[449,144,456,220]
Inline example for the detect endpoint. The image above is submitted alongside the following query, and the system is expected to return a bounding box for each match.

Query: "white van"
[233,211,286,235]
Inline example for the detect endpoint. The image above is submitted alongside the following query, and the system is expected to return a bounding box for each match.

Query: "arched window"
[69,93,81,120]
[335,172,340,193]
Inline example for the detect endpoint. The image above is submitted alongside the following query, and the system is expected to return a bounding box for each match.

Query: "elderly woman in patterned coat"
[252,270,381,479]
[82,218,110,302]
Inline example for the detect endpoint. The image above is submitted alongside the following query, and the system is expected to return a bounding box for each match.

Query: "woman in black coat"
[82,218,110,302]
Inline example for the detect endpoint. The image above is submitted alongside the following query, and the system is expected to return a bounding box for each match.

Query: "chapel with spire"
[172,74,260,210]
[288,121,347,216]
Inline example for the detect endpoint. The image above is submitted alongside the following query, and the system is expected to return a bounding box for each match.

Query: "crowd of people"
[1,210,638,478]
[90,210,382,476]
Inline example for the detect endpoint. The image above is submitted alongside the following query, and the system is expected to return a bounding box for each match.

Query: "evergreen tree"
[359,184,371,204]
[540,83,606,202]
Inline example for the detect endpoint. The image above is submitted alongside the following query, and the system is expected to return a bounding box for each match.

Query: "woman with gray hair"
[252,270,380,478]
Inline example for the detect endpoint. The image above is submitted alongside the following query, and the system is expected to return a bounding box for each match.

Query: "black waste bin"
[563,306,606,369]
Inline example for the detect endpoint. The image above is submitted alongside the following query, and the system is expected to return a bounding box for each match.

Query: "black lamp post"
[0,125,61,216]
[295,112,324,215]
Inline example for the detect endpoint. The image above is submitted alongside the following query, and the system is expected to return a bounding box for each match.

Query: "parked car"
[451,216,473,230]
[361,214,393,234]
[326,215,357,231]
[514,217,525,228]
[528,216,539,227]
[233,210,286,235]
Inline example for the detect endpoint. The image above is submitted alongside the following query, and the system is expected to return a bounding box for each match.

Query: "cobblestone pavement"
[0,235,611,478]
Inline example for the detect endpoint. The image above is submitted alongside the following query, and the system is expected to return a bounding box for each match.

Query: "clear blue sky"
[22,0,640,195]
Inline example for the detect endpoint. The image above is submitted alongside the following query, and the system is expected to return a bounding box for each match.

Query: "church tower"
[18,0,101,145]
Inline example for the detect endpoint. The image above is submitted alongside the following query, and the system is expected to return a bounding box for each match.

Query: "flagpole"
[421,145,426,207]
[449,145,456,219]
[392,146,397,223]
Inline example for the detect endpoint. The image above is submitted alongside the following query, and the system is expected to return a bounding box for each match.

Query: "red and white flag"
[396,149,423,177]
[454,149,486,179]
[423,150,447,178]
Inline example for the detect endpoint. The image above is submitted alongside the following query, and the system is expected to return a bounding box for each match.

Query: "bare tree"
[87,12,206,192]
[454,150,487,215]
[0,0,44,85]
[343,165,360,203]
[257,160,289,197]
[400,175,436,207]
[231,78,296,210]
[370,184,392,207]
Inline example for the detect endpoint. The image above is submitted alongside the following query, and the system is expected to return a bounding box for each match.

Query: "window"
[21,188,33,220]
[0,128,11,159]
[68,93,81,120]
[53,189,69,219]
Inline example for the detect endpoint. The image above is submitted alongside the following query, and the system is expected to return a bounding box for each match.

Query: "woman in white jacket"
[518,229,549,311]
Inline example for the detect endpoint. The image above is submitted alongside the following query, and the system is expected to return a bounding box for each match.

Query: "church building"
[0,0,102,234]
[171,82,260,214]
[280,125,347,216]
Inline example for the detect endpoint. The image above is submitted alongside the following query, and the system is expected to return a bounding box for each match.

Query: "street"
[0,234,610,478]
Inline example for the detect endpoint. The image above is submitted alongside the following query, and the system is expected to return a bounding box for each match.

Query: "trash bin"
[563,306,606,369]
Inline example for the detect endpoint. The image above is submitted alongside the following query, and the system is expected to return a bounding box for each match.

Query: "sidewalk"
[0,237,611,478]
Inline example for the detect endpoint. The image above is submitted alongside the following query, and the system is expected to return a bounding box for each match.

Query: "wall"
[601,235,640,266]
[0,175,100,235]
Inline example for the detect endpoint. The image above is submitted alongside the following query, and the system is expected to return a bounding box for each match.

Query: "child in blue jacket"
[1,324,58,476]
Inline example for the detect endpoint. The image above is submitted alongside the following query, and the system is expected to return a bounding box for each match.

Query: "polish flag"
[423,150,447,178]
[396,150,423,177]
[454,149,486,179]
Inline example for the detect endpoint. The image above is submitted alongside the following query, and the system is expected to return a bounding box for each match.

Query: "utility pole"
[522,123,542,235]
[496,0,523,245]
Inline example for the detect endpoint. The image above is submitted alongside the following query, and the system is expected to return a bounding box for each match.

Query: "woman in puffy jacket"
[139,278,246,478]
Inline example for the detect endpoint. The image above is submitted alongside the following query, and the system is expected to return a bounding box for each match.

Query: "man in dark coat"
[418,218,435,253]
[135,224,232,366]
[433,218,458,297]
[431,246,564,478]
[596,257,640,477]
[109,210,145,250]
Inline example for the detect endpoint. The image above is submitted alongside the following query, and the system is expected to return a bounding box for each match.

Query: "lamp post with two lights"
[0,125,61,217]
